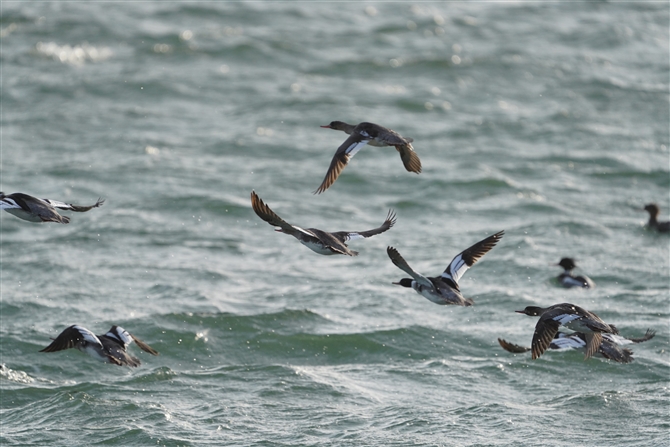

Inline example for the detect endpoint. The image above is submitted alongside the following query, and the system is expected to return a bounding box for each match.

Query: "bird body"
[515,303,618,360]
[315,121,421,194]
[643,203,670,232]
[387,231,504,306]
[0,192,104,223]
[251,191,395,256]
[555,258,594,288]
[40,325,159,367]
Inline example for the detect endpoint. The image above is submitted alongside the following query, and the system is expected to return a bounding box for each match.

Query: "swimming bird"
[643,203,670,233]
[515,303,618,360]
[40,325,159,367]
[555,257,595,289]
[251,191,396,256]
[315,121,421,194]
[0,192,104,223]
[498,329,655,363]
[387,230,504,306]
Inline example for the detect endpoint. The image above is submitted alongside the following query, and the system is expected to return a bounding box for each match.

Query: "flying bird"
[251,191,396,256]
[515,303,618,360]
[315,121,421,194]
[387,230,504,306]
[0,191,104,223]
[40,325,159,367]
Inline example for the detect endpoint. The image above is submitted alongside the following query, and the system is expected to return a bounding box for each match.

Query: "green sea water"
[1,2,668,446]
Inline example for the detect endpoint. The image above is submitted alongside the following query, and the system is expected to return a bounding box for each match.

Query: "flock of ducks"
[1,120,667,366]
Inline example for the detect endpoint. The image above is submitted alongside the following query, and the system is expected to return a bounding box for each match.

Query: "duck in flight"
[515,303,618,360]
[315,121,422,194]
[40,325,159,367]
[497,329,655,363]
[387,230,504,306]
[0,191,104,224]
[251,191,396,256]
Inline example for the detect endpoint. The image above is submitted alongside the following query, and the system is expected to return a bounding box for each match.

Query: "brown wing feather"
[340,210,397,239]
[395,144,422,174]
[40,326,86,353]
[531,318,560,359]
[583,332,602,360]
[460,231,505,268]
[498,338,531,353]
[131,335,159,356]
[68,198,105,212]
[250,191,299,235]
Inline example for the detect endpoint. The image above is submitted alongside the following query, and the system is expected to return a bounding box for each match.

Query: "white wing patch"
[0,198,21,209]
[552,335,585,349]
[73,325,103,347]
[441,253,468,285]
[554,313,581,325]
[106,326,133,346]
[42,199,74,210]
[344,140,370,158]
[346,233,366,241]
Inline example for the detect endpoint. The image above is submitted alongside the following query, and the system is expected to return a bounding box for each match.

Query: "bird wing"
[582,332,603,360]
[43,197,105,212]
[531,317,560,359]
[441,230,504,288]
[332,210,396,242]
[628,329,656,344]
[40,325,102,353]
[395,144,422,173]
[498,338,531,353]
[250,191,313,238]
[386,246,434,289]
[131,334,159,356]
[314,134,370,194]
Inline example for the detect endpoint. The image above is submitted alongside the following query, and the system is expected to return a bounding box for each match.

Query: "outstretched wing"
[42,197,105,212]
[441,230,504,288]
[531,317,560,360]
[40,325,102,353]
[314,134,370,194]
[131,334,159,356]
[395,144,422,174]
[332,210,396,242]
[386,246,434,289]
[250,191,313,238]
[498,338,531,353]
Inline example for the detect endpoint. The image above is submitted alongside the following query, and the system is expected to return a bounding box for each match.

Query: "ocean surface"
[1,2,668,446]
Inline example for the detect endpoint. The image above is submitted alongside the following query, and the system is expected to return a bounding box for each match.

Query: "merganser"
[555,258,595,289]
[515,303,618,360]
[40,325,159,367]
[0,192,104,223]
[315,121,421,194]
[643,203,670,232]
[387,230,504,306]
[251,191,395,256]
[498,329,655,363]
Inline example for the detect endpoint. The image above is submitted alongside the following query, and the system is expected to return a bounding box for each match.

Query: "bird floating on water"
[315,121,421,194]
[642,203,669,233]
[555,257,595,289]
[40,325,159,367]
[251,191,396,256]
[387,230,504,306]
[515,303,618,360]
[0,192,104,224]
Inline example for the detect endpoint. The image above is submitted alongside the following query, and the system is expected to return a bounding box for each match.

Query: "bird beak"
[392,282,401,286]
[320,125,332,128]
[514,310,525,314]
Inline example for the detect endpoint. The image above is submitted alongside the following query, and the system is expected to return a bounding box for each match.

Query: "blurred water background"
[1,2,668,445]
